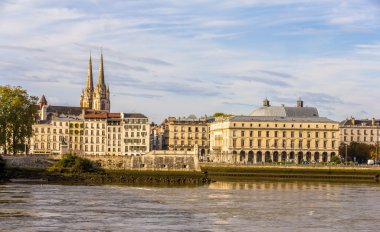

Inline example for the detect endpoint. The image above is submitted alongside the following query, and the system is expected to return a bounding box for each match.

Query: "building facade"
[31,111,150,156]
[210,99,339,164]
[162,116,211,160]
[339,117,380,145]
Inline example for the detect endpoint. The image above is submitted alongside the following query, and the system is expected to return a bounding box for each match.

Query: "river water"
[1,181,380,231]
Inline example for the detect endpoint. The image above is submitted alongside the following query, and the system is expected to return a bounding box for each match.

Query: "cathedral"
[80,52,110,112]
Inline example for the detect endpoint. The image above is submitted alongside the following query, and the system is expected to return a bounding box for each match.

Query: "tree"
[213,112,233,118]
[339,142,374,164]
[0,86,38,155]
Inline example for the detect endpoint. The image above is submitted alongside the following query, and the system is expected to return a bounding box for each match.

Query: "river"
[1,181,379,231]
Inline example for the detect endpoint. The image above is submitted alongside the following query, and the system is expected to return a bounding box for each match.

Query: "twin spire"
[86,52,105,90]
[81,51,110,111]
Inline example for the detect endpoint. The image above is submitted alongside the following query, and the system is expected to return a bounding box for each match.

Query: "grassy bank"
[3,168,210,186]
[201,164,380,182]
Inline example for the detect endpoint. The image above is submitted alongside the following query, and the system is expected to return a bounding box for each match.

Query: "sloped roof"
[123,113,147,118]
[340,118,380,126]
[46,105,84,116]
[250,106,319,117]
[230,115,336,123]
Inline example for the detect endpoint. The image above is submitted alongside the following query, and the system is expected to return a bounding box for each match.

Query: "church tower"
[92,52,110,112]
[80,54,94,108]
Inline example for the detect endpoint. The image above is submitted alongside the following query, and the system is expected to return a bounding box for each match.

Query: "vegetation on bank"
[47,154,99,173]
[0,155,5,173]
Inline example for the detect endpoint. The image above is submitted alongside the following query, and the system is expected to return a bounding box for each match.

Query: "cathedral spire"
[87,53,93,90]
[98,51,105,86]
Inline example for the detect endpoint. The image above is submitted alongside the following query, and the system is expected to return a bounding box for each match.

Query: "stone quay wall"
[81,150,200,172]
[2,150,201,172]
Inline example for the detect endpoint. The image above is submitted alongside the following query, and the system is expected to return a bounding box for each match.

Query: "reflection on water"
[1,181,380,231]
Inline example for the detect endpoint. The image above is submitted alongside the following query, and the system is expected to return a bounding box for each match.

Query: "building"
[162,115,212,160]
[339,117,380,145]
[80,52,110,112]
[210,99,339,164]
[31,110,150,156]
[31,53,150,156]
[150,123,165,151]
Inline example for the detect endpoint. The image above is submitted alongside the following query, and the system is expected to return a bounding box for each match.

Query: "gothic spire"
[87,53,93,90]
[98,51,105,86]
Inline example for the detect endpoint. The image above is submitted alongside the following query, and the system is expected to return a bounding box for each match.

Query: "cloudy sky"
[1,0,380,123]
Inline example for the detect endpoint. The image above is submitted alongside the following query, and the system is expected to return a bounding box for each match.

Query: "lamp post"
[345,143,348,165]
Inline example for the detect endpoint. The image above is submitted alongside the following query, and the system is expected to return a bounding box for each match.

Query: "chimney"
[351,116,355,125]
[297,98,304,107]
[263,98,270,107]
[372,118,376,126]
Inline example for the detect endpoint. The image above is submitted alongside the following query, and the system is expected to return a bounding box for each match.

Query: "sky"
[1,0,380,123]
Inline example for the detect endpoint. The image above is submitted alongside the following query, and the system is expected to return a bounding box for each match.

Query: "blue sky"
[1,0,380,123]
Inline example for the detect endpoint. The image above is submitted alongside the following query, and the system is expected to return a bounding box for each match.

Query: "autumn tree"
[0,86,38,155]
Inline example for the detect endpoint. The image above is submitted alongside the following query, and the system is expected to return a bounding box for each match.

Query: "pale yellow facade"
[163,116,210,160]
[340,117,380,145]
[210,117,339,164]
[31,118,72,154]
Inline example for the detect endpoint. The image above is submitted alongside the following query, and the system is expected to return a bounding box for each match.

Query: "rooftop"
[230,115,337,123]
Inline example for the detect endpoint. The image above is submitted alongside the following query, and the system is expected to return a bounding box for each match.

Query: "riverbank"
[201,164,380,182]
[1,168,211,186]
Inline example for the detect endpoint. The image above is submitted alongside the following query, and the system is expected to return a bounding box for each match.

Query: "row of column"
[211,152,332,163]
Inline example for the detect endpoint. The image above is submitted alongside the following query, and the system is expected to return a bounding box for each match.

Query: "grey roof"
[123,113,148,119]
[250,106,319,117]
[340,118,380,126]
[46,106,84,116]
[230,116,337,123]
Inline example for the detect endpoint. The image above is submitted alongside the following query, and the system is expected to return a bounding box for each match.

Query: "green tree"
[0,86,38,155]
[213,112,233,118]
[339,142,374,164]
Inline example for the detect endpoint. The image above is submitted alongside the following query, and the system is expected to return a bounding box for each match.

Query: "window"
[291,131,294,137]
[266,131,270,137]
[299,131,302,138]
[249,139,253,147]
[266,140,269,148]
[249,131,253,137]
[258,139,261,148]
[241,131,245,137]
[332,141,335,148]
[282,131,286,137]
[233,139,236,148]
[274,139,278,148]
[258,131,261,137]
[315,141,319,148]
[316,132,319,138]
[282,140,286,148]
[241,139,245,147]
[298,140,302,148]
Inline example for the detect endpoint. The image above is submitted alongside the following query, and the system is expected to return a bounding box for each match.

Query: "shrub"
[48,154,97,173]
[330,156,342,164]
[0,155,5,173]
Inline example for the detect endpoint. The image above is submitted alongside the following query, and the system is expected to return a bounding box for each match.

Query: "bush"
[330,156,342,164]
[0,155,5,173]
[48,154,98,173]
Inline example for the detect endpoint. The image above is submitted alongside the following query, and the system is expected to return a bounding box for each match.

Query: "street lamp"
[345,143,348,165]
